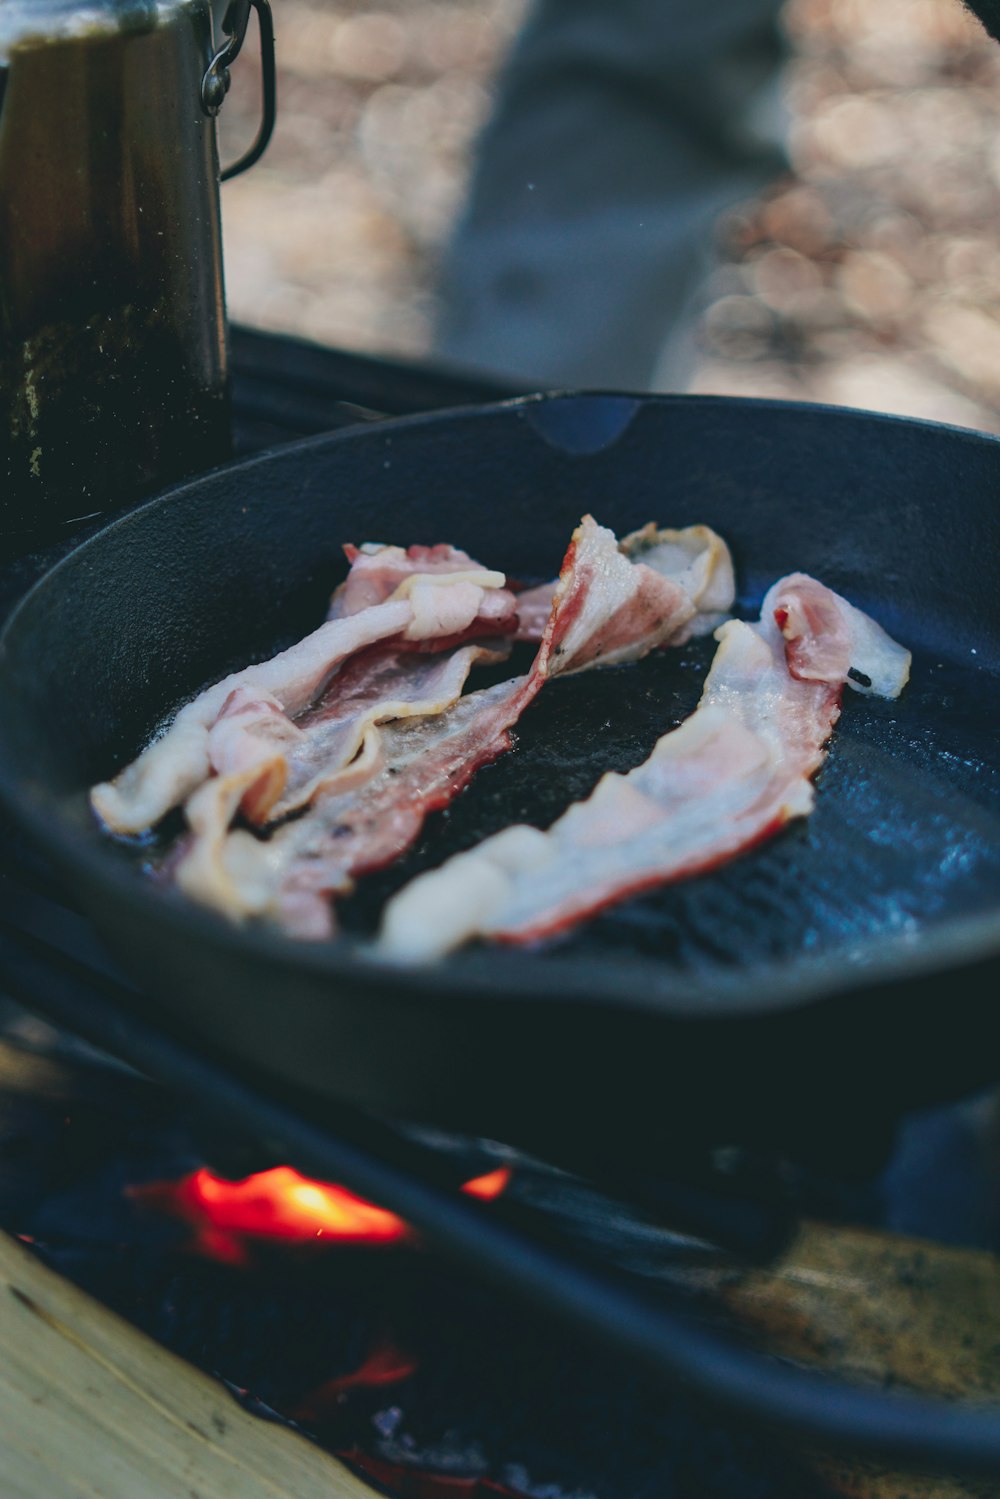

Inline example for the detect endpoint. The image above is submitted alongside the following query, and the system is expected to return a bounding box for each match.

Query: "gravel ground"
[217,0,526,357]
[218,0,1000,431]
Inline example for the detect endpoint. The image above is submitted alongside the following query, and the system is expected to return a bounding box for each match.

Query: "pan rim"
[2,388,999,1026]
[7,382,1000,605]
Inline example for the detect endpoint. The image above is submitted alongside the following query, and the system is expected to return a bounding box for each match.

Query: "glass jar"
[0,0,250,545]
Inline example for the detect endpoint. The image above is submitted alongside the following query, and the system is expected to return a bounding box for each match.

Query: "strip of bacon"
[176,738,377,933]
[201,687,304,825]
[175,513,702,933]
[514,523,734,645]
[207,642,510,826]
[532,513,701,672]
[328,542,506,619]
[620,522,735,641]
[175,644,508,914]
[90,548,516,836]
[377,575,911,961]
[202,675,541,937]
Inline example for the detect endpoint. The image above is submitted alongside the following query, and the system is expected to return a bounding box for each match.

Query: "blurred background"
[217,0,1000,432]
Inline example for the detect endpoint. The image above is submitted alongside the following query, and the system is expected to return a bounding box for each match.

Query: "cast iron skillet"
[1,392,999,1173]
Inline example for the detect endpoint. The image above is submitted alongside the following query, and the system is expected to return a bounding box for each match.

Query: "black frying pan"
[1,392,999,1174]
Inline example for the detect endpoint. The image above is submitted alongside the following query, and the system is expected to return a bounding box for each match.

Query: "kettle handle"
[201,0,276,182]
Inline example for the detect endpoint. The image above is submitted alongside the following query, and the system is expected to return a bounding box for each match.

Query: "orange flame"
[461,1166,511,1201]
[132,1164,511,1263]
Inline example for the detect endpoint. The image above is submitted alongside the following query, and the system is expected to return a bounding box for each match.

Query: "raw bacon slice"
[259,642,510,822]
[514,523,734,645]
[620,522,735,641]
[377,575,911,961]
[329,542,505,619]
[191,675,540,937]
[203,687,305,826]
[90,549,516,836]
[176,513,700,933]
[533,514,699,673]
[175,642,509,912]
[177,734,381,926]
[206,642,509,827]
[510,583,557,643]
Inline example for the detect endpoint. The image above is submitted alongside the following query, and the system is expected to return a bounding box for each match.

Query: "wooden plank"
[712,1222,1000,1499]
[0,1229,376,1499]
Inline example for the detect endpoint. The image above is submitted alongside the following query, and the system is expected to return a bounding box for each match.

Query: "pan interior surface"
[1,393,999,1015]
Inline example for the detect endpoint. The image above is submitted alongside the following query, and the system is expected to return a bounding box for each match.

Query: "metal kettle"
[0,0,275,546]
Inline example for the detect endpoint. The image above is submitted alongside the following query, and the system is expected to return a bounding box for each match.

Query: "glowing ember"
[132,1164,511,1263]
[340,1449,522,1499]
[463,1167,511,1201]
[292,1338,420,1420]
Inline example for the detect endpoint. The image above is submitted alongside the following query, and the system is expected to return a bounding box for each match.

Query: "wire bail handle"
[201,0,276,181]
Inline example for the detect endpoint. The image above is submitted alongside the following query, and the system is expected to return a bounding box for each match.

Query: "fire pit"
[2,967,1000,1499]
